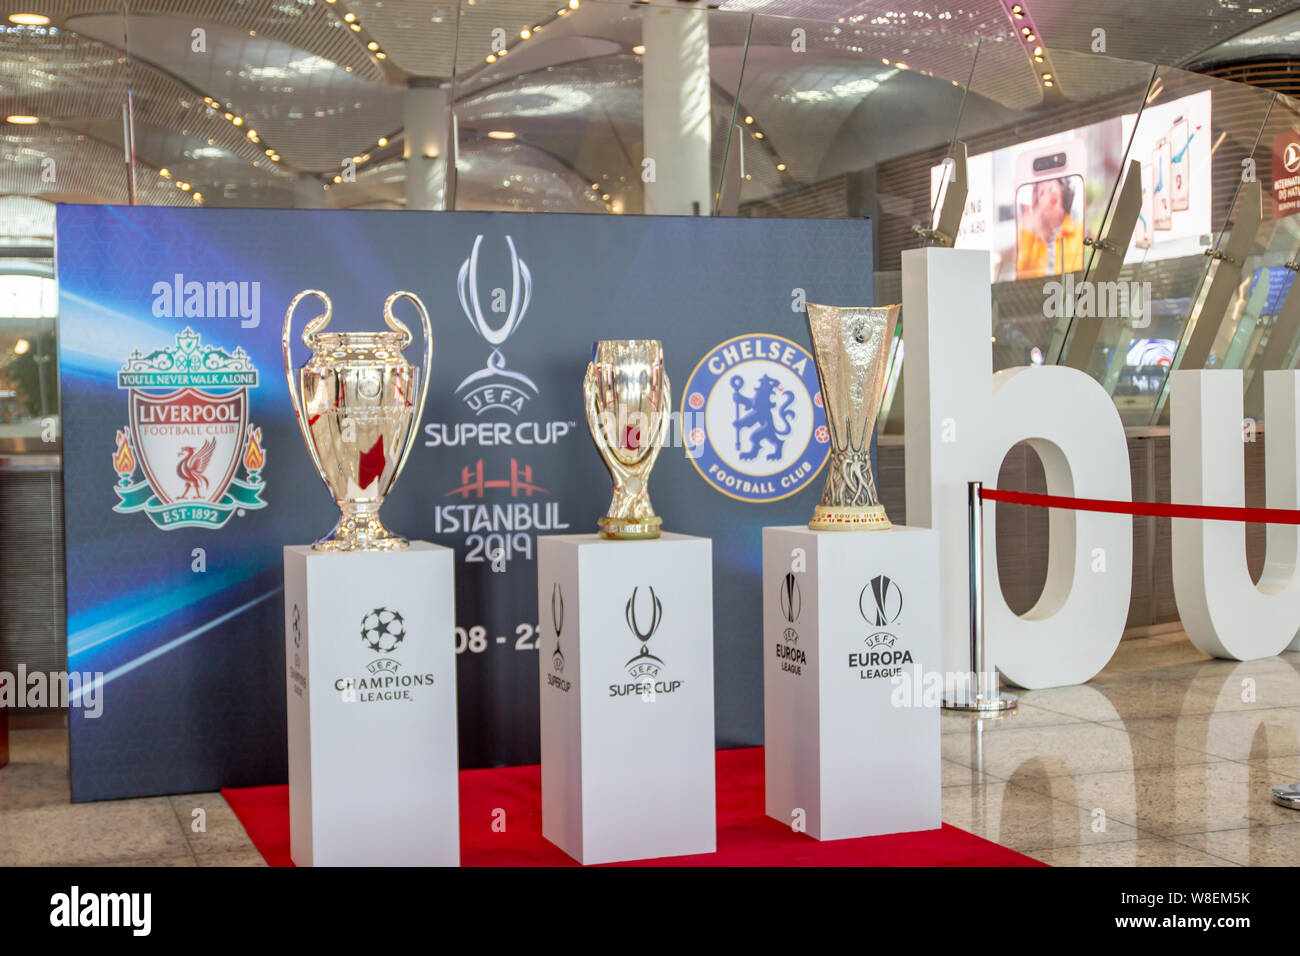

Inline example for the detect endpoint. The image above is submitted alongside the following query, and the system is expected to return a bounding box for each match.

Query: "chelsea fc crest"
[111,327,267,531]
[682,333,828,503]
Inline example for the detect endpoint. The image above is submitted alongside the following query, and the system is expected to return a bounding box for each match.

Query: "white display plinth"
[284,542,459,867]
[763,525,941,841]
[537,533,716,865]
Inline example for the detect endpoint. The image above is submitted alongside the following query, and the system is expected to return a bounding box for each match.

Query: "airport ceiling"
[1,0,1298,244]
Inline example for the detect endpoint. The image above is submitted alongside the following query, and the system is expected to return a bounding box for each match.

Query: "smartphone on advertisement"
[1014,144,1086,279]
[1152,139,1173,231]
[1170,116,1190,212]
[1137,162,1153,248]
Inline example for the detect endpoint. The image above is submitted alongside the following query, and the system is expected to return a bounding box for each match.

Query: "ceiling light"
[232,116,243,126]
[744,115,754,124]
[159,168,171,177]
[486,54,496,62]
[367,41,379,50]
[1042,72,1053,79]
[193,192,203,203]
[601,193,610,201]
[5,115,38,125]
[378,137,388,147]
[350,23,361,31]
[487,130,516,139]
[1043,79,1054,87]
[344,12,356,21]
[632,44,645,55]
[333,175,342,184]
[592,183,599,190]
[13,339,30,355]
[569,0,580,7]
[179,182,191,190]
[265,148,275,156]
[7,14,50,26]
[557,7,567,14]
[754,131,764,139]
[376,51,386,58]
[520,29,531,39]
[776,163,786,171]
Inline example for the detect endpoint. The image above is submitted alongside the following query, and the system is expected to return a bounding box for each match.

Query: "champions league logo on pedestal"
[455,235,539,415]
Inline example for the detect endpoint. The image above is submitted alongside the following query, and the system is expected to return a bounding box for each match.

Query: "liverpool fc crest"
[112,327,267,530]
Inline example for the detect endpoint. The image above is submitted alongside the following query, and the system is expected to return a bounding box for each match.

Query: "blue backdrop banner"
[57,206,873,801]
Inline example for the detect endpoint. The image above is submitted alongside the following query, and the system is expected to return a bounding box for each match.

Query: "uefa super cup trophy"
[284,289,432,551]
[584,340,672,539]
[803,303,900,531]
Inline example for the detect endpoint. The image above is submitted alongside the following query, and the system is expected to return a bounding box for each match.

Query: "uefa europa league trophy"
[583,340,672,539]
[804,303,900,531]
[283,289,432,551]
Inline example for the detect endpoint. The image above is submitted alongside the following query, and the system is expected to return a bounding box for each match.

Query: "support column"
[642,2,712,216]
[404,78,449,211]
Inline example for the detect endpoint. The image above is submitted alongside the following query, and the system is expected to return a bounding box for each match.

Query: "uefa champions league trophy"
[584,340,672,539]
[283,289,432,551]
[803,303,900,531]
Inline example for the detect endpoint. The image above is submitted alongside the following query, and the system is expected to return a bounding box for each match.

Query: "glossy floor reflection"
[944,631,1300,866]
[4,631,1300,866]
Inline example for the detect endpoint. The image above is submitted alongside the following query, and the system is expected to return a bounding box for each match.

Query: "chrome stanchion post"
[943,480,1018,714]
[1271,783,1300,809]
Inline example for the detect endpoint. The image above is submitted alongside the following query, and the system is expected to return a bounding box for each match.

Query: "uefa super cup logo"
[455,234,539,415]
[624,586,664,679]
[551,582,565,674]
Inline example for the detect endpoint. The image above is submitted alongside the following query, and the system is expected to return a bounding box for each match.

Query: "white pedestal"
[284,542,459,866]
[537,533,716,864]
[763,525,941,841]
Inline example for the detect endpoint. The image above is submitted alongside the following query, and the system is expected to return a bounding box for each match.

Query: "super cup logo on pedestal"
[546,582,571,693]
[609,586,683,698]
[682,334,828,502]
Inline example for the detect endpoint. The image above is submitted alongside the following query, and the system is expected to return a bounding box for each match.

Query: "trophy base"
[312,510,408,552]
[808,505,891,532]
[598,515,663,540]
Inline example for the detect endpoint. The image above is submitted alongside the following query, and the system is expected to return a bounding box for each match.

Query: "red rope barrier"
[981,488,1300,525]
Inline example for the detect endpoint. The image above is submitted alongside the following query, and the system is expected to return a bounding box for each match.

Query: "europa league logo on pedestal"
[803,303,900,531]
[584,340,672,539]
[283,289,432,551]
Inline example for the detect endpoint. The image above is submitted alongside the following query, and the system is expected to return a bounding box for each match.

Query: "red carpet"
[223,747,1044,866]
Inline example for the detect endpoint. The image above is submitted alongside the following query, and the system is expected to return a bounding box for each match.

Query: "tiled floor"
[4,630,1300,866]
[942,631,1300,866]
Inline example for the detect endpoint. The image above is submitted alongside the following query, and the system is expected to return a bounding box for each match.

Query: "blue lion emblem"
[732,373,797,461]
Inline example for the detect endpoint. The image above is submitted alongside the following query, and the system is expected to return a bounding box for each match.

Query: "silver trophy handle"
[383,290,433,482]
[283,289,333,492]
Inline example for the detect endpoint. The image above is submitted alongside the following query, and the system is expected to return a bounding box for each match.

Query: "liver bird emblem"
[176,438,217,500]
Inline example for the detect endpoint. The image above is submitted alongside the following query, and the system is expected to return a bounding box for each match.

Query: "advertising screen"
[932,89,1212,281]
